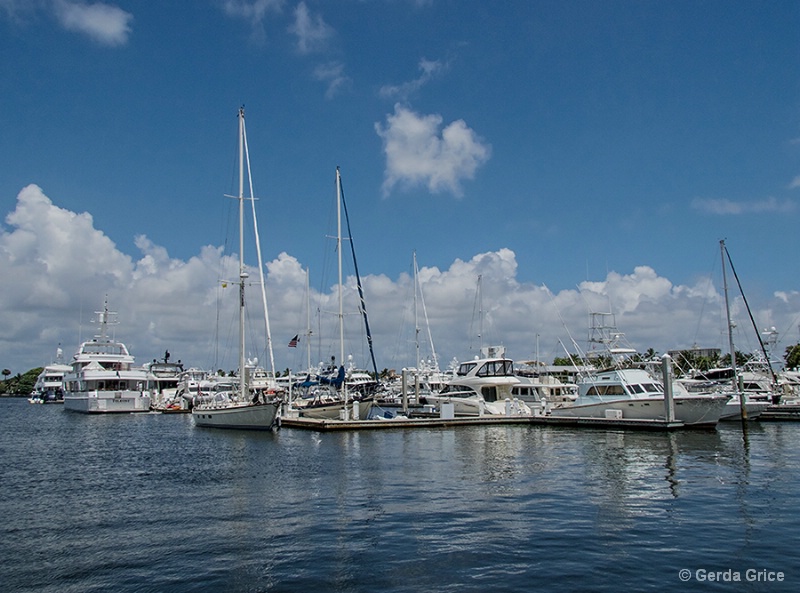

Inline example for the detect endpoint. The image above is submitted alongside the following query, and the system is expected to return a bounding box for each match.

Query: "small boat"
[62,298,151,414]
[191,107,281,431]
[290,168,380,421]
[714,240,779,420]
[145,353,187,412]
[294,364,374,420]
[420,348,532,417]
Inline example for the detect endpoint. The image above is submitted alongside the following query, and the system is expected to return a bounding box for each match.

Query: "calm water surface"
[2,398,799,592]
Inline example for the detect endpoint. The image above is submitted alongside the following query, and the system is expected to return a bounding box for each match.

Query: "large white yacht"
[29,348,71,404]
[420,348,531,416]
[62,299,151,414]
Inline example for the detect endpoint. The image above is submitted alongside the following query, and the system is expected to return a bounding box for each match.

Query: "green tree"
[785,343,800,370]
[2,369,9,381]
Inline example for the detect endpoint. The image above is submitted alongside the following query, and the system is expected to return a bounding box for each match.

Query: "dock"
[759,404,800,421]
[280,414,687,432]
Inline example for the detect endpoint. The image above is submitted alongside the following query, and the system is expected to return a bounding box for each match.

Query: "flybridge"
[80,342,130,357]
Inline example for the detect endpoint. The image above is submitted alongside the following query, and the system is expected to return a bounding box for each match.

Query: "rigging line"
[415,252,439,371]
[241,113,276,378]
[338,169,380,380]
[723,245,779,388]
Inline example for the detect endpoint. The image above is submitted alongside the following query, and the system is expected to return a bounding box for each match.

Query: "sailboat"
[295,167,375,420]
[191,107,281,430]
[716,239,772,421]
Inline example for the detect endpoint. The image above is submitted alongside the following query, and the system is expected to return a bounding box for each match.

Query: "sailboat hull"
[298,400,373,420]
[192,401,280,430]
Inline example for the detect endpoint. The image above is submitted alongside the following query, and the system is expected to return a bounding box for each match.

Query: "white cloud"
[223,0,284,42]
[789,176,800,190]
[288,1,333,54]
[2,186,798,376]
[53,0,133,46]
[375,104,492,197]
[379,58,447,100]
[313,61,350,99]
[691,196,796,215]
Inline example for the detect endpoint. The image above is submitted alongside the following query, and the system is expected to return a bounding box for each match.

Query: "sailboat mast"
[305,267,312,372]
[414,251,420,370]
[336,167,346,401]
[238,107,247,401]
[720,239,745,419]
[242,112,276,381]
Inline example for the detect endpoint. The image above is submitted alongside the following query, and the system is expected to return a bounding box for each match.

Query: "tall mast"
[414,251,420,370]
[305,267,312,372]
[238,107,247,401]
[242,110,276,381]
[336,167,346,402]
[720,239,745,419]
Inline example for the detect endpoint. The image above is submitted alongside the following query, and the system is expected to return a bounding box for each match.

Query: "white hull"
[719,400,771,421]
[298,400,373,420]
[421,394,531,417]
[551,395,729,426]
[64,391,151,414]
[421,394,484,416]
[192,401,280,430]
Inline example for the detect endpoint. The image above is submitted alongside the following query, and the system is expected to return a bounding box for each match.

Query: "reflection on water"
[2,400,800,592]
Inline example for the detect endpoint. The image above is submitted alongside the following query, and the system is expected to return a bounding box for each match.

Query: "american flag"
[288,334,299,348]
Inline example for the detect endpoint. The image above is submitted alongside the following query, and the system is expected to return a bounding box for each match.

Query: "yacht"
[420,349,531,417]
[62,299,151,414]
[550,367,729,427]
[144,354,187,412]
[29,348,71,404]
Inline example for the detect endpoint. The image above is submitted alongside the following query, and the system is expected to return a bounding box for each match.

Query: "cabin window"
[628,384,645,394]
[482,386,499,402]
[457,363,477,376]
[642,383,660,393]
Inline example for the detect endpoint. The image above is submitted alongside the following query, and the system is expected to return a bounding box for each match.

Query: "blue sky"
[1,0,799,376]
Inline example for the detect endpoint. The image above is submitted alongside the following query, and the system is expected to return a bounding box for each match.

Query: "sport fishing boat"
[550,366,729,427]
[62,298,151,414]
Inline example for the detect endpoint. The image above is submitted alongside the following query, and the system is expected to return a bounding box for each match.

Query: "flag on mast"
[288,334,299,348]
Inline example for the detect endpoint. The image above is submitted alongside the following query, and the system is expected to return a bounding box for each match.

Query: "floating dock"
[280,414,687,432]
[759,404,800,421]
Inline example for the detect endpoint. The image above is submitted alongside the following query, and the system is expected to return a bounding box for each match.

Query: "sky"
[1,0,800,377]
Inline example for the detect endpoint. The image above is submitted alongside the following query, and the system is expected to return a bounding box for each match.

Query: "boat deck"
[280,414,688,432]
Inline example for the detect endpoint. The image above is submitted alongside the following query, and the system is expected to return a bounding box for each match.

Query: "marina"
[3,397,799,593]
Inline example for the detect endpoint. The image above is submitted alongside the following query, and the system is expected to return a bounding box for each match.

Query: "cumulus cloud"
[691,196,796,215]
[379,58,447,101]
[375,104,492,197]
[53,0,133,46]
[2,185,798,376]
[288,1,333,54]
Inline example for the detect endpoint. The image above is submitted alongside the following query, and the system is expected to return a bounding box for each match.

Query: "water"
[2,398,799,592]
